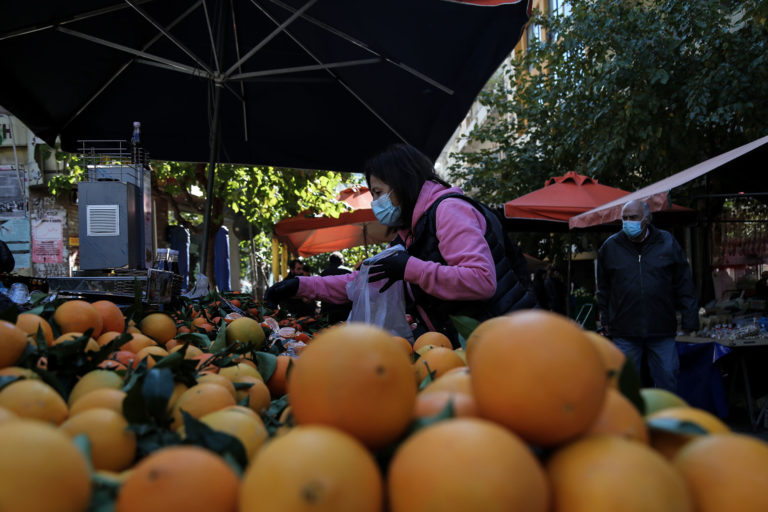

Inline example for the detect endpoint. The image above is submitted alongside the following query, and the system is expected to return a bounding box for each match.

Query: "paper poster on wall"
[0,217,31,268]
[32,210,64,264]
[0,168,26,217]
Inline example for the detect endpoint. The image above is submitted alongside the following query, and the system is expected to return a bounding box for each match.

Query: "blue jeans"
[612,336,679,393]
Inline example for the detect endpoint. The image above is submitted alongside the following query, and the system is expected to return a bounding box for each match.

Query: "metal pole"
[198,82,222,280]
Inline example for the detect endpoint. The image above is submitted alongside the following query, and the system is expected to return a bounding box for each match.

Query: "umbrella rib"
[230,58,380,80]
[265,0,454,95]
[201,0,221,72]
[61,1,210,131]
[223,0,318,79]
[229,0,249,142]
[0,0,155,42]
[125,0,215,77]
[252,2,411,144]
[57,26,208,78]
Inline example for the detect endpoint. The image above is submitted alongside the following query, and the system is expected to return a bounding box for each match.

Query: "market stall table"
[676,334,768,431]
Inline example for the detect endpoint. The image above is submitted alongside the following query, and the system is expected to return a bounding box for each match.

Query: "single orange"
[546,435,691,512]
[53,300,103,338]
[169,383,236,430]
[225,316,266,348]
[69,388,126,417]
[196,372,237,399]
[413,346,465,382]
[288,323,417,448]
[421,366,472,395]
[132,345,169,369]
[60,407,137,472]
[0,379,68,424]
[582,387,649,444]
[413,331,452,352]
[115,445,239,512]
[96,330,123,347]
[15,313,54,345]
[240,425,383,512]
[388,418,549,512]
[0,420,91,512]
[119,333,158,353]
[168,343,204,359]
[68,369,124,407]
[266,354,291,398]
[232,375,271,414]
[392,335,414,359]
[92,300,126,334]
[188,407,268,461]
[413,390,477,419]
[673,433,768,512]
[470,310,606,446]
[139,313,177,345]
[584,330,626,389]
[0,321,30,369]
[647,406,730,459]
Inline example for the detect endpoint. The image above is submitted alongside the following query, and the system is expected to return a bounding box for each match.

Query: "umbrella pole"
[199,83,222,282]
[566,233,572,318]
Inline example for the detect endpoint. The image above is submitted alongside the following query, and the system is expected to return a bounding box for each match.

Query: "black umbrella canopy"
[0,0,530,171]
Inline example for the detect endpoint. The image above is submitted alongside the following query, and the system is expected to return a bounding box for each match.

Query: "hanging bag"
[345,245,413,340]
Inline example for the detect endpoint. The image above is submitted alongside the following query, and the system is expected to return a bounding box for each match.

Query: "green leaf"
[449,316,480,350]
[141,367,175,425]
[152,350,184,370]
[417,362,436,391]
[0,304,18,323]
[210,323,228,354]
[647,417,708,436]
[617,358,645,415]
[90,472,122,512]
[180,411,248,472]
[406,399,455,437]
[72,434,94,473]
[174,332,211,350]
[253,352,277,381]
[233,381,254,391]
[0,375,23,392]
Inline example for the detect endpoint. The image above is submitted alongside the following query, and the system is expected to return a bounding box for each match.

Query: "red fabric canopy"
[273,186,393,257]
[504,171,630,222]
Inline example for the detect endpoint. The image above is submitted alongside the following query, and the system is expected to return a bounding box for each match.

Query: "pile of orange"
[1,297,767,511]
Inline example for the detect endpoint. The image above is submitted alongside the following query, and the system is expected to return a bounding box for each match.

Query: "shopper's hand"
[368,252,410,293]
[264,278,299,308]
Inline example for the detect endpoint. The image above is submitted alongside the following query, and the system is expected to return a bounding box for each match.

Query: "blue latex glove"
[368,251,410,293]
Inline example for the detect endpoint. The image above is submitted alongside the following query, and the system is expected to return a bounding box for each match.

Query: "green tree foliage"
[153,161,351,238]
[450,0,768,205]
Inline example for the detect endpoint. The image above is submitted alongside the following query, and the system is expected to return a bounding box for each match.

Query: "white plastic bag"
[346,245,413,340]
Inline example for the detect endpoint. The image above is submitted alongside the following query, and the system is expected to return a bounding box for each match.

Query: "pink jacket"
[295,181,496,328]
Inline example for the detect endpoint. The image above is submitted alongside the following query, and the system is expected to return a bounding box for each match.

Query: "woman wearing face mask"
[264,143,536,344]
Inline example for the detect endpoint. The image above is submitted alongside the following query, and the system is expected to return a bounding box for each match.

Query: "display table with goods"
[676,311,768,431]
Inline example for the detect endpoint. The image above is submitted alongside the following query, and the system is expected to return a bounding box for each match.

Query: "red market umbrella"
[504,171,630,225]
[274,186,392,257]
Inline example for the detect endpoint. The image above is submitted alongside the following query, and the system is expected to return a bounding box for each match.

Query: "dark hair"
[363,143,451,230]
[328,252,344,267]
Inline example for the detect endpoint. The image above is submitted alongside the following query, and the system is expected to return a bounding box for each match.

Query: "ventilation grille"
[87,205,119,236]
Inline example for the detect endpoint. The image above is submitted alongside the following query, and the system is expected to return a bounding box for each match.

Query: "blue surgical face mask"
[622,220,643,238]
[371,191,401,227]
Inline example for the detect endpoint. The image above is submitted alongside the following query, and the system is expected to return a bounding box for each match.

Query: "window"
[549,0,571,17]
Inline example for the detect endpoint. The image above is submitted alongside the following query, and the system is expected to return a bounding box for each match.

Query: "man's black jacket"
[597,225,699,338]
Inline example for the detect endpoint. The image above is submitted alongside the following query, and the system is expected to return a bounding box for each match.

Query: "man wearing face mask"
[264,143,536,345]
[596,199,699,392]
